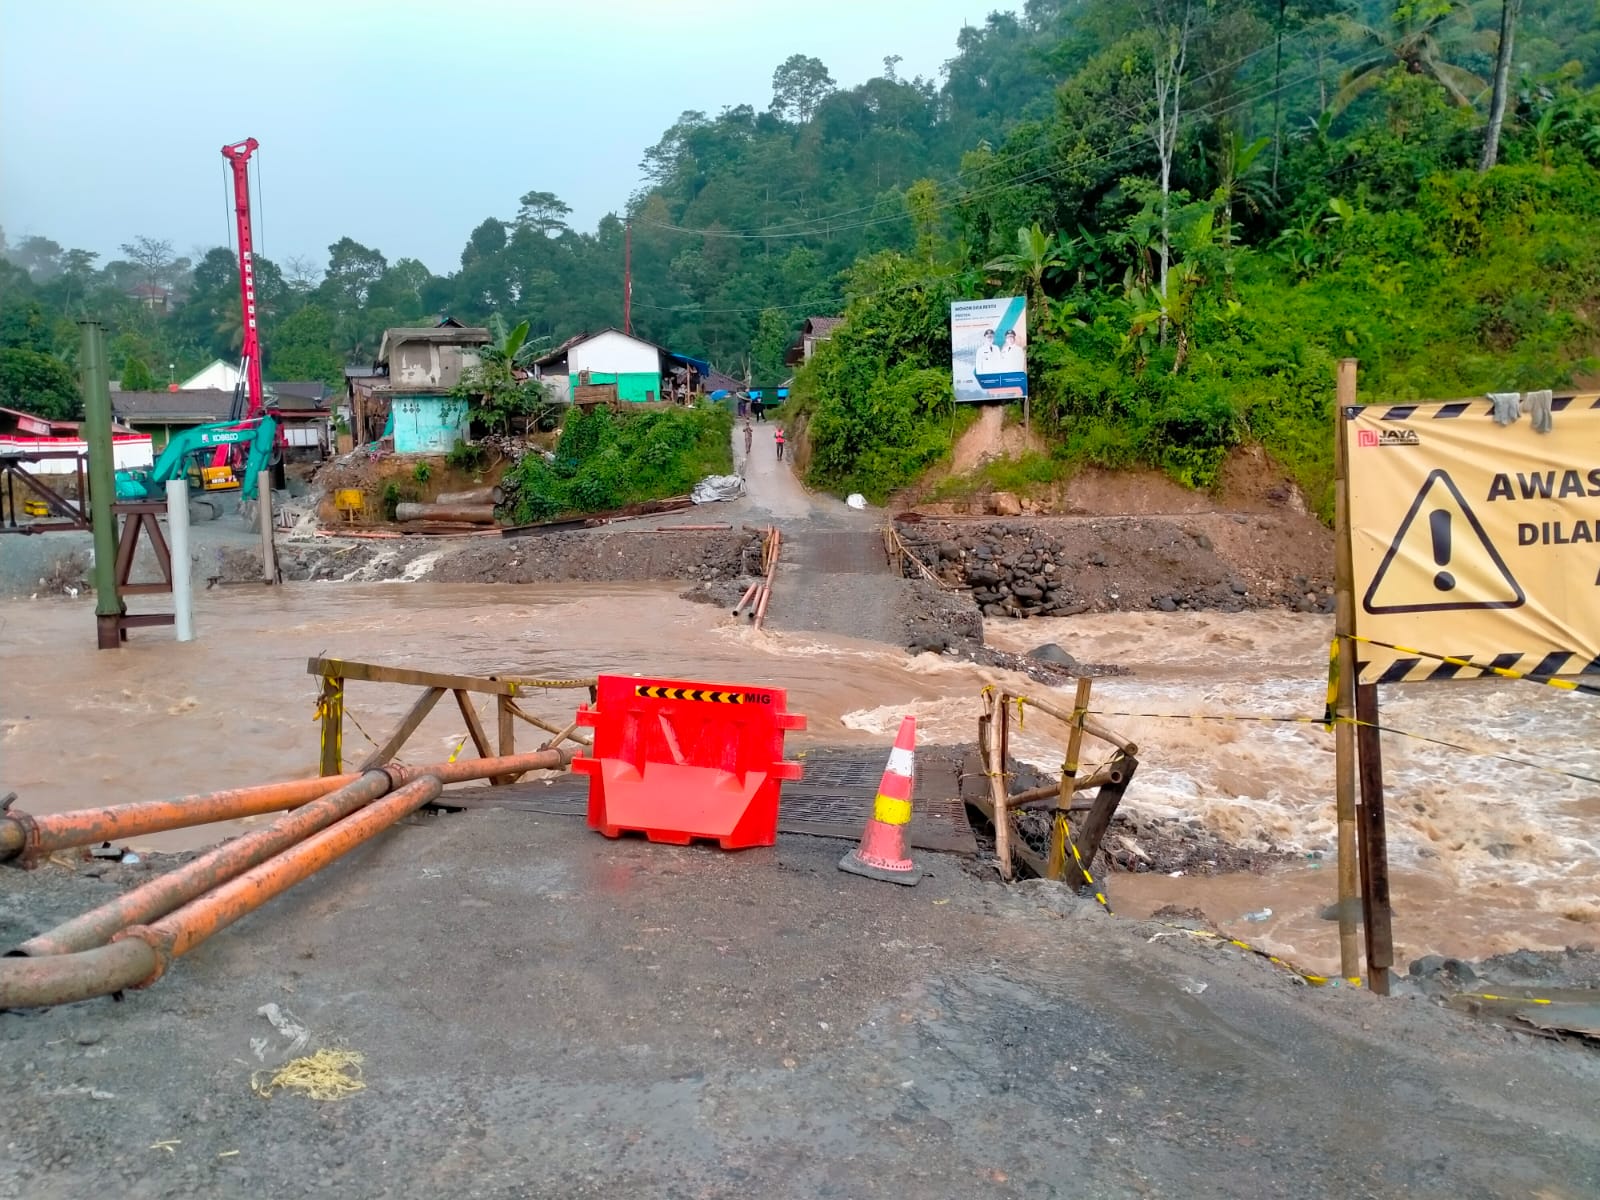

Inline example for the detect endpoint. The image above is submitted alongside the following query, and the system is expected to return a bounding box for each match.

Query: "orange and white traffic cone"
[838,715,920,885]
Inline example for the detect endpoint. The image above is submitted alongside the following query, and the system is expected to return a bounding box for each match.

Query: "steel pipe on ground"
[0,774,364,865]
[0,747,577,867]
[0,774,448,1009]
[17,771,397,956]
[9,746,574,962]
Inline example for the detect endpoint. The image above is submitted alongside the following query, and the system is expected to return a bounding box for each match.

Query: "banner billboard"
[951,297,1028,402]
[1346,395,1600,683]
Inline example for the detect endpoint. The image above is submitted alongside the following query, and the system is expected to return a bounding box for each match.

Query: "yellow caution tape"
[1348,634,1600,696]
[1062,822,1111,915]
[1161,925,1346,988]
[1462,992,1555,1006]
[1323,637,1340,730]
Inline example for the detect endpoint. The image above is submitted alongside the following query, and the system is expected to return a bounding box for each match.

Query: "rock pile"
[905,528,1087,619]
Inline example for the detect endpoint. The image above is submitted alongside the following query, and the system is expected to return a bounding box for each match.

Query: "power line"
[629,44,1390,316]
[636,7,1362,241]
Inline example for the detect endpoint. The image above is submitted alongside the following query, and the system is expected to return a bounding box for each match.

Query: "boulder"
[937,541,963,561]
[988,491,1024,517]
[1026,643,1079,669]
[982,603,1007,618]
[1012,583,1044,602]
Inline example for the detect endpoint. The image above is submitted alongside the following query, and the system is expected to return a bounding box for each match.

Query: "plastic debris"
[120,852,141,865]
[1242,908,1273,922]
[691,474,745,504]
[846,493,867,509]
[256,1002,310,1059]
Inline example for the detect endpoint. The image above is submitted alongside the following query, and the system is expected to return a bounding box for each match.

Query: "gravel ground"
[2,813,1596,1199]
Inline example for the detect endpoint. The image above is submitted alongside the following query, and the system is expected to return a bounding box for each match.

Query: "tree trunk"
[1479,0,1522,172]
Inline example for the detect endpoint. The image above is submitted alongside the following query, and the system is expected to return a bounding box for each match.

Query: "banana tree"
[984,223,1067,324]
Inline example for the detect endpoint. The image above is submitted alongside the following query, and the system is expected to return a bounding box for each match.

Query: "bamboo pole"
[1013,691,1137,756]
[507,702,593,747]
[985,689,1013,881]
[1047,678,1093,880]
[1333,357,1362,982]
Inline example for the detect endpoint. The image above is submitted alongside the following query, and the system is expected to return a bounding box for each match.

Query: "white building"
[179,359,242,391]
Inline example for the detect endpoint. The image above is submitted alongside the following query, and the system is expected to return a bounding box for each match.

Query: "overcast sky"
[0,0,1015,278]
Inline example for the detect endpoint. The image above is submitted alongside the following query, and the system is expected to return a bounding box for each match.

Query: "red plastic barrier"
[572,675,806,849]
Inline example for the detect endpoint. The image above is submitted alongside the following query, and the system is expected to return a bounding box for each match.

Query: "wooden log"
[435,486,504,506]
[496,694,518,785]
[1355,682,1394,995]
[394,502,496,524]
[308,658,524,696]
[1074,756,1138,875]
[507,702,593,747]
[357,686,445,770]
[1010,764,1121,809]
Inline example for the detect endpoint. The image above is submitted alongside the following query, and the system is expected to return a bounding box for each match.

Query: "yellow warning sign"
[1346,396,1600,684]
[634,686,749,704]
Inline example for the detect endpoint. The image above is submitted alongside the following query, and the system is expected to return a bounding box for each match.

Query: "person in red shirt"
[774,425,786,461]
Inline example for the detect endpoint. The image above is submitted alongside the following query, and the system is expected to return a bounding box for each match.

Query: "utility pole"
[623,222,633,335]
[80,322,123,650]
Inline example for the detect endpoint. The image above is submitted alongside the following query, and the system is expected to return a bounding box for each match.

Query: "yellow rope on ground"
[252,1048,365,1101]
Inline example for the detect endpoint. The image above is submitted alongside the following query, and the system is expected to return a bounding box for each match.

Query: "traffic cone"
[838,716,921,885]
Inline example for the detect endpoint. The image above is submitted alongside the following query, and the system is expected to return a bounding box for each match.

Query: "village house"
[784,315,842,367]
[350,321,492,453]
[532,328,709,407]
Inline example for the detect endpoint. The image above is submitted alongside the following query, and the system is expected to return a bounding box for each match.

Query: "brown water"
[2,586,1595,974]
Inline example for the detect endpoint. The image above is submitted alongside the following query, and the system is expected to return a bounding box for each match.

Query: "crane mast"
[221,138,263,422]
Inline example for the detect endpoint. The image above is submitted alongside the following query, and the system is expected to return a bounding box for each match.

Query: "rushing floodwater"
[2,583,1595,975]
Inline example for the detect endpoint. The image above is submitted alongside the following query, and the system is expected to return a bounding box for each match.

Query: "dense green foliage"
[790,0,1600,513]
[502,405,733,523]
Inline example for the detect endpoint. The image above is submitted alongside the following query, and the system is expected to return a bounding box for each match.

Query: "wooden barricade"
[307,658,596,786]
[968,678,1140,885]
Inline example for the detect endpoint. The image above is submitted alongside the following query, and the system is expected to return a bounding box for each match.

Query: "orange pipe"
[732,579,760,616]
[17,771,396,956]
[0,773,363,865]
[126,773,447,970]
[754,528,780,630]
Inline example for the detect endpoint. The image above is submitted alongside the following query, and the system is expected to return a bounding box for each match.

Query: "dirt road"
[3,815,1595,1199]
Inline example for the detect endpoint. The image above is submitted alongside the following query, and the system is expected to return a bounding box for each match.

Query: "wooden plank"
[318,676,344,777]
[357,686,445,771]
[985,690,1013,881]
[1355,682,1394,995]
[306,658,519,695]
[963,793,1049,878]
[496,694,519,785]
[1332,357,1362,982]
[453,689,497,780]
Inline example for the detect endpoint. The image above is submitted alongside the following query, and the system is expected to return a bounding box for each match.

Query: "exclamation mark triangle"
[1363,469,1524,615]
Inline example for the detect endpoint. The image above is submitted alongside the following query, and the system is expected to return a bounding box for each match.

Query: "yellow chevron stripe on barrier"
[634,686,748,704]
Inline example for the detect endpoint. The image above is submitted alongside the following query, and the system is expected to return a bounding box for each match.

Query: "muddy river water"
[3,582,1596,976]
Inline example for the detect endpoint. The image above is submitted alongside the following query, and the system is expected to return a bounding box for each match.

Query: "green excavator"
[113,415,279,508]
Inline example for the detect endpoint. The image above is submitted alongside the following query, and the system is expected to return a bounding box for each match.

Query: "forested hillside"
[3,0,1598,515]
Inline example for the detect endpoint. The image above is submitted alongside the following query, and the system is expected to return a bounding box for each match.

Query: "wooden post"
[1333,356,1362,983]
[496,694,517,785]
[985,690,1013,881]
[453,689,495,766]
[318,675,344,777]
[1074,756,1138,876]
[1355,683,1394,995]
[1048,677,1093,880]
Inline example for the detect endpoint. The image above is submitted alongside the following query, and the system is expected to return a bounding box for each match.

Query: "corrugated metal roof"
[113,389,235,422]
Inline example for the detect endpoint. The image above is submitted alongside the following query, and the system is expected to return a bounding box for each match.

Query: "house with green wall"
[532,328,709,405]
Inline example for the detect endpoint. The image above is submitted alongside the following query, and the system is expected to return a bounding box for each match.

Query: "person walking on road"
[774,425,786,461]
[743,421,754,456]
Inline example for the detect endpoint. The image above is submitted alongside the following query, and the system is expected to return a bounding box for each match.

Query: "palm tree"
[1332,1,1486,114]
[984,223,1067,323]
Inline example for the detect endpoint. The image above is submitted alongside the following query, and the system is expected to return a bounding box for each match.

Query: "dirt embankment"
[271,527,763,592]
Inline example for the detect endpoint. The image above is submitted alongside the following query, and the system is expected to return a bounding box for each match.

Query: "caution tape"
[1157,925,1355,988]
[1347,635,1600,696]
[503,677,596,691]
[1062,822,1111,915]
[634,685,751,704]
[1462,992,1555,1006]
[1323,638,1340,730]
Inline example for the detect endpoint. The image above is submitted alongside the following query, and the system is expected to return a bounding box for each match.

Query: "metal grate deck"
[442,748,977,855]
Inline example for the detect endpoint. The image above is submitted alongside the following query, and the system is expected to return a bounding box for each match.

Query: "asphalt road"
[2,811,1596,1199]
